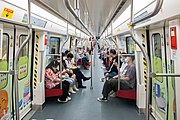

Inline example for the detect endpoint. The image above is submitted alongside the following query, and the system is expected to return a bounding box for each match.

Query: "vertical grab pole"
[110,37,120,91]
[111,21,120,91]
[130,21,151,120]
[93,40,96,66]
[104,39,110,66]
[14,0,32,119]
[90,37,93,89]
[130,0,163,120]
[60,22,69,90]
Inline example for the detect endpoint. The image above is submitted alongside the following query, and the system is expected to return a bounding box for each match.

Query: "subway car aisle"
[30,50,145,120]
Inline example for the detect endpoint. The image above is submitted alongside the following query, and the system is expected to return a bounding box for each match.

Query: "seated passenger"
[112,53,128,79]
[101,49,121,81]
[108,53,128,97]
[65,53,91,88]
[81,52,90,69]
[55,55,79,93]
[45,60,71,103]
[97,56,136,102]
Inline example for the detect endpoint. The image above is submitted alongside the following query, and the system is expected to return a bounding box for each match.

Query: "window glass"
[152,33,163,82]
[126,37,135,54]
[18,35,29,80]
[0,34,9,89]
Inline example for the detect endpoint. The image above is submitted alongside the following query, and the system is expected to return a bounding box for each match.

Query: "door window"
[126,37,135,54]
[46,37,60,65]
[0,33,9,89]
[18,35,29,80]
[152,33,163,82]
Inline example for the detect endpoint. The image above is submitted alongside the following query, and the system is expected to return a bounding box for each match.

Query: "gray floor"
[30,49,145,120]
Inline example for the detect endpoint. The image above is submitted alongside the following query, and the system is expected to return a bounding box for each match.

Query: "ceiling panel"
[34,0,126,36]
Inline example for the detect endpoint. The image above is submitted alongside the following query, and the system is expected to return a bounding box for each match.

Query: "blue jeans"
[106,72,117,79]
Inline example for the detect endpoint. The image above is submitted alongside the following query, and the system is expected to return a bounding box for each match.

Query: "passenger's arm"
[121,77,130,81]
[65,60,71,68]
[122,65,136,81]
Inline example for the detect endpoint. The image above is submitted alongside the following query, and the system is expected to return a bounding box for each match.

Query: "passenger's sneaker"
[69,87,76,94]
[73,87,79,91]
[101,66,106,69]
[109,92,117,98]
[67,96,71,101]
[97,97,108,102]
[108,90,114,95]
[57,98,68,103]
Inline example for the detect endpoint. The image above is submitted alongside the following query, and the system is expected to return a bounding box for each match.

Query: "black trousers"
[82,57,89,68]
[56,81,70,101]
[72,68,85,87]
[102,78,132,98]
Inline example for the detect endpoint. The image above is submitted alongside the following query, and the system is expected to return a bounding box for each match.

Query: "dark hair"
[131,56,135,61]
[46,60,59,73]
[120,52,128,57]
[65,50,70,55]
[67,53,74,58]
[110,49,116,55]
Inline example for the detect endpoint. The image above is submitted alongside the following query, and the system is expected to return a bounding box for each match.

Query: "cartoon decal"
[0,90,9,120]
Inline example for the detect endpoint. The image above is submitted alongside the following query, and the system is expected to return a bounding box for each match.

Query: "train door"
[149,28,168,120]
[16,26,32,118]
[0,23,13,120]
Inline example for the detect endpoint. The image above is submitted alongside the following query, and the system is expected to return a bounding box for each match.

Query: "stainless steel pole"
[14,1,32,119]
[130,1,164,120]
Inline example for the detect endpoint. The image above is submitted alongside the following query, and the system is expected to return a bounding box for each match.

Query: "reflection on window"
[126,37,135,54]
[0,33,9,89]
[18,35,29,80]
[49,37,60,54]
[152,34,162,58]
[2,34,9,60]
[152,33,163,82]
[19,35,28,56]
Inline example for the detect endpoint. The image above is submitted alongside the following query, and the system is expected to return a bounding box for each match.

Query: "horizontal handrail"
[0,70,13,74]
[46,54,61,56]
[151,73,180,77]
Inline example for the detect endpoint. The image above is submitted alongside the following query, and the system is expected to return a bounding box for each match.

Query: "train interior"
[0,0,180,120]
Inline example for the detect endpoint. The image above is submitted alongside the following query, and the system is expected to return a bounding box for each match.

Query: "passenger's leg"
[102,80,114,98]
[82,58,88,68]
[110,78,118,92]
[58,81,70,101]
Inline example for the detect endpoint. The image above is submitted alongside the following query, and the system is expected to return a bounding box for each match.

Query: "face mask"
[120,59,124,63]
[124,58,128,63]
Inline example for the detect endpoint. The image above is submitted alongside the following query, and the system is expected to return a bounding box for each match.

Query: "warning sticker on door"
[1,8,14,19]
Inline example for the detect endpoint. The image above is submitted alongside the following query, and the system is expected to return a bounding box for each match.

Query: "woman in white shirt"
[65,53,91,88]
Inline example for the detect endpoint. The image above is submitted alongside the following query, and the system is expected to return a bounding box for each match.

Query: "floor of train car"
[27,49,146,120]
